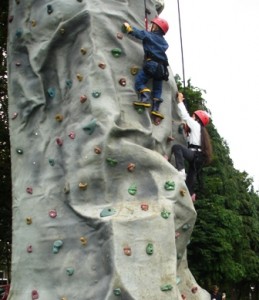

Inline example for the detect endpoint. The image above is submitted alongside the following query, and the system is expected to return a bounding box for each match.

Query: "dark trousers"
[172,144,201,196]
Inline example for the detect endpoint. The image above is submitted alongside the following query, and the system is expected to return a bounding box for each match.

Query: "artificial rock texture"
[7,0,210,299]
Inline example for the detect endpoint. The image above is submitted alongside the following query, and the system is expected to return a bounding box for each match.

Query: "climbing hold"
[61,297,68,300]
[64,183,70,194]
[48,158,55,166]
[66,79,73,89]
[66,267,74,276]
[26,187,33,194]
[167,136,175,142]
[53,240,63,254]
[164,181,175,191]
[60,28,65,34]
[146,243,153,255]
[177,253,182,260]
[31,20,37,27]
[80,47,87,55]
[94,146,102,154]
[111,48,122,58]
[178,124,184,134]
[16,148,23,154]
[123,246,131,256]
[68,131,75,139]
[160,284,173,292]
[8,16,14,23]
[100,207,116,217]
[181,294,187,300]
[98,62,106,69]
[82,119,97,135]
[117,32,123,39]
[113,288,121,296]
[26,217,32,225]
[49,209,57,218]
[47,4,53,14]
[92,91,101,98]
[76,73,83,81]
[27,245,33,253]
[47,87,55,98]
[31,290,39,300]
[15,61,21,67]
[80,95,87,103]
[119,78,126,86]
[15,28,23,38]
[79,182,87,190]
[180,189,186,196]
[127,163,135,172]
[175,232,180,238]
[55,114,64,122]
[56,137,63,146]
[128,184,137,195]
[182,224,191,231]
[191,286,198,294]
[130,66,139,75]
[11,112,18,119]
[106,158,117,166]
[161,209,171,219]
[77,0,83,2]
[141,203,149,211]
[80,237,87,245]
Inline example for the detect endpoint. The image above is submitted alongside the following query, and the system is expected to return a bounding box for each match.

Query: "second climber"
[123,17,169,120]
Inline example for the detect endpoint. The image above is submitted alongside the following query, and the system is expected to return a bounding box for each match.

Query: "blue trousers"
[135,61,163,99]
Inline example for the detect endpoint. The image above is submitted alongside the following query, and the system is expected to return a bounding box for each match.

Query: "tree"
[175,76,259,298]
[0,0,12,281]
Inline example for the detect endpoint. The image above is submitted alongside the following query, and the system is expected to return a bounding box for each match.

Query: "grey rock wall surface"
[7,0,210,299]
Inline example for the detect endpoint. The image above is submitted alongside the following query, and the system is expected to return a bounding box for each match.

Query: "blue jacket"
[130,27,169,63]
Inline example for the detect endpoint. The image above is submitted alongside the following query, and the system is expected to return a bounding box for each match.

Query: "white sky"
[160,0,259,191]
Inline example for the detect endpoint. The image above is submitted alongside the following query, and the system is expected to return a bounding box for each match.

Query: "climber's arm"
[123,22,147,40]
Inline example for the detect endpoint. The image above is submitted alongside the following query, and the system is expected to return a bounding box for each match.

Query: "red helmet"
[194,110,210,126]
[151,17,169,34]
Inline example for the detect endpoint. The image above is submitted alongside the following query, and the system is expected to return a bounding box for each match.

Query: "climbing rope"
[177,0,186,89]
[144,0,148,29]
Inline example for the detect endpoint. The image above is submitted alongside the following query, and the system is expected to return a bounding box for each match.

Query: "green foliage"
[175,75,259,295]
[0,0,12,281]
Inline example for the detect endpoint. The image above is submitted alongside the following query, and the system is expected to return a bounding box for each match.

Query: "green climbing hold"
[100,207,116,217]
[92,91,101,98]
[178,124,184,134]
[113,288,121,296]
[161,209,171,219]
[16,148,23,154]
[182,223,191,231]
[83,119,97,135]
[66,79,73,89]
[47,87,56,98]
[106,158,118,166]
[128,184,137,195]
[66,267,74,276]
[146,243,153,255]
[48,158,55,166]
[111,48,122,58]
[160,284,173,292]
[164,181,175,191]
[53,240,63,254]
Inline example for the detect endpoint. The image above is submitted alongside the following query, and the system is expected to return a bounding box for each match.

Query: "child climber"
[123,17,169,119]
[171,92,213,200]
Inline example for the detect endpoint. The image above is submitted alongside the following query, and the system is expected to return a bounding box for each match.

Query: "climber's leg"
[152,79,163,99]
[135,69,150,93]
[151,98,164,118]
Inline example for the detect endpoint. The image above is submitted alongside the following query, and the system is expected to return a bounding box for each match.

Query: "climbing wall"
[7,0,210,299]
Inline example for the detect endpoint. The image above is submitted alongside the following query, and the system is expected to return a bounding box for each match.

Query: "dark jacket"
[130,27,169,63]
